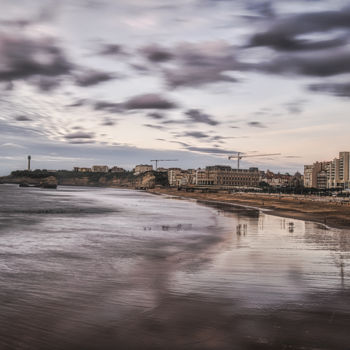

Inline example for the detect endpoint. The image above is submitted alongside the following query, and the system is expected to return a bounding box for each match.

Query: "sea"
[0,184,349,349]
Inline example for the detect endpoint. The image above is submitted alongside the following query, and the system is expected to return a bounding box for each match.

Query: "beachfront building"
[303,161,330,189]
[134,164,153,175]
[109,166,125,173]
[261,170,292,188]
[305,152,350,189]
[327,152,350,189]
[92,165,109,173]
[196,166,260,188]
[74,167,92,172]
[168,168,196,187]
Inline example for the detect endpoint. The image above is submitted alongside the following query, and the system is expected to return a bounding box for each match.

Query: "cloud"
[185,109,219,126]
[74,70,115,87]
[68,99,89,107]
[147,112,166,120]
[99,44,127,56]
[254,49,350,77]
[308,82,350,98]
[143,124,166,130]
[140,44,174,62]
[185,146,236,155]
[124,93,177,109]
[94,101,122,113]
[0,34,73,85]
[247,121,266,128]
[140,41,239,89]
[251,34,347,52]
[249,7,350,52]
[183,131,210,139]
[285,99,307,114]
[15,115,32,121]
[1,142,25,148]
[101,118,116,126]
[93,94,177,114]
[64,131,95,140]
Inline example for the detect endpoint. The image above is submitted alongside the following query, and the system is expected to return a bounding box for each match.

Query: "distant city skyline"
[1,0,349,175]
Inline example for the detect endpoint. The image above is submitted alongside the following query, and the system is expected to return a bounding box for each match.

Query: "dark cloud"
[15,115,32,121]
[93,94,177,114]
[247,121,266,128]
[99,44,126,56]
[185,146,236,155]
[94,101,122,113]
[143,124,166,130]
[140,44,174,62]
[246,1,275,18]
[183,131,210,139]
[74,70,115,87]
[249,7,350,52]
[147,112,165,120]
[140,42,239,88]
[255,49,350,77]
[0,35,73,84]
[185,109,219,126]
[124,93,177,110]
[102,118,116,126]
[251,34,346,52]
[64,131,95,140]
[308,82,350,98]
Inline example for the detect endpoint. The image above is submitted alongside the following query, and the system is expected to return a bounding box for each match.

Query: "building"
[305,152,350,189]
[92,165,109,173]
[134,164,153,175]
[196,166,260,188]
[303,161,330,189]
[303,165,313,188]
[168,168,196,187]
[261,170,292,188]
[109,166,125,173]
[328,152,350,189]
[74,167,92,172]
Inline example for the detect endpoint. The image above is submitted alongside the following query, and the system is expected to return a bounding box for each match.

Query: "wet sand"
[148,188,350,229]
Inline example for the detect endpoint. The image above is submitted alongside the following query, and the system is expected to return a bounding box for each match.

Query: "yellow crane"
[228,152,281,169]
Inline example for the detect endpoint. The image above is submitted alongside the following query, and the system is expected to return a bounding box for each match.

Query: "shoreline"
[2,181,350,230]
[147,188,350,230]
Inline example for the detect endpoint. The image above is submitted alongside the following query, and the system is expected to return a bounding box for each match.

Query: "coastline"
[147,188,350,230]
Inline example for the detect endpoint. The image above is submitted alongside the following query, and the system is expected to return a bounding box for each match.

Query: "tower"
[27,155,31,171]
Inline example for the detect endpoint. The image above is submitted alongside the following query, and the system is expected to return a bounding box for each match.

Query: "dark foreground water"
[0,185,349,350]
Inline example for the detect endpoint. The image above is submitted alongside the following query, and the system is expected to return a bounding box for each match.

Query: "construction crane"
[150,159,178,170]
[228,152,281,169]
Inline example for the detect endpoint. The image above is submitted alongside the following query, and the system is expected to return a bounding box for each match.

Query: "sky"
[0,0,349,175]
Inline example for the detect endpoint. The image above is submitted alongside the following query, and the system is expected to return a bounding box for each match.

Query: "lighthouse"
[27,155,31,171]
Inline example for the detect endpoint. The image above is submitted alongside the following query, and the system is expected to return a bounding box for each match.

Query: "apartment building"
[304,152,350,189]
[303,161,330,189]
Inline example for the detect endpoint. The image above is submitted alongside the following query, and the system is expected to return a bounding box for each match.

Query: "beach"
[148,188,350,229]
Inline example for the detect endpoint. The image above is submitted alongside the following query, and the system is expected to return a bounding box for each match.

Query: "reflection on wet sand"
[0,185,349,349]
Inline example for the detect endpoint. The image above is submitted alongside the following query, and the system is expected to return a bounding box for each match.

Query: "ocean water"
[0,184,349,350]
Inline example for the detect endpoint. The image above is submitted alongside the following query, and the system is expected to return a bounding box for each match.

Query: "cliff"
[0,170,169,189]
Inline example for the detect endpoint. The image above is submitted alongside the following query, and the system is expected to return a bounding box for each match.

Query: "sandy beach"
[148,188,350,229]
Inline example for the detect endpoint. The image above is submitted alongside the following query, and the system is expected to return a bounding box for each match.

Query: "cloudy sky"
[0,0,349,175]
